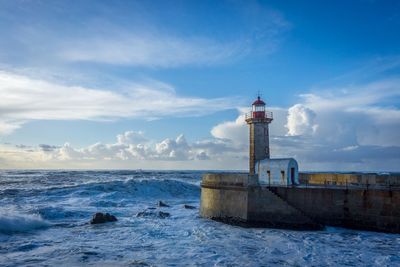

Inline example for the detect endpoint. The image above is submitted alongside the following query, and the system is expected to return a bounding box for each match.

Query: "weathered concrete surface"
[247,121,271,175]
[200,173,250,223]
[270,186,400,233]
[201,173,400,233]
[247,187,322,230]
[299,172,400,187]
[200,173,321,230]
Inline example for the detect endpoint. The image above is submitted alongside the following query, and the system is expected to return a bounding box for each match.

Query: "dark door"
[290,168,295,184]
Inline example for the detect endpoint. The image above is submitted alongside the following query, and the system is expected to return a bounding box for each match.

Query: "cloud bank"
[0,71,241,135]
[0,70,399,171]
[2,77,399,171]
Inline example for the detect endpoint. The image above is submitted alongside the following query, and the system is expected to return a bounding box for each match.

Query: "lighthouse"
[245,96,273,175]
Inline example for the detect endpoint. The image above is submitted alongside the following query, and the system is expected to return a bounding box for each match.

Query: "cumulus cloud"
[277,80,399,170]
[0,131,225,167]
[210,106,288,145]
[0,71,240,135]
[117,131,148,145]
[286,104,318,136]
[155,134,190,160]
[204,79,400,171]
[211,114,248,145]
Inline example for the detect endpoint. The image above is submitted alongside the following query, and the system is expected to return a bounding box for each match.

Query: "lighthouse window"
[253,106,264,112]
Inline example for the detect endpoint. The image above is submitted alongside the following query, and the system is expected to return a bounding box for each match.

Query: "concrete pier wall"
[200,173,249,222]
[247,186,322,229]
[200,173,321,229]
[270,187,400,233]
[200,173,400,233]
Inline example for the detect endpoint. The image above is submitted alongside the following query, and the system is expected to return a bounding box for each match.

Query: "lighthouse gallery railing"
[245,111,273,120]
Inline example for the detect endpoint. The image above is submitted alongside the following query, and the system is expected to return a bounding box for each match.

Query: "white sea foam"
[0,212,50,234]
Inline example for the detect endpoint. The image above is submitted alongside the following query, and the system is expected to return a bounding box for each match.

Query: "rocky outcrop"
[183,204,196,209]
[90,212,118,224]
[158,201,170,207]
[137,211,170,219]
[158,211,170,218]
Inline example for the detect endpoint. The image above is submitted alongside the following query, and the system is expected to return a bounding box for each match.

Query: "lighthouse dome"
[252,96,265,106]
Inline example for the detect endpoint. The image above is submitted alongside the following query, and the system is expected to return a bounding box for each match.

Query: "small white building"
[256,158,299,186]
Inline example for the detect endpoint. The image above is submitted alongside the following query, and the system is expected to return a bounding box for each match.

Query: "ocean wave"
[0,212,50,234]
[50,178,201,200]
[35,206,91,221]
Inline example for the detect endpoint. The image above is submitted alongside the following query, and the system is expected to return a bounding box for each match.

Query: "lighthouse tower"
[245,96,273,175]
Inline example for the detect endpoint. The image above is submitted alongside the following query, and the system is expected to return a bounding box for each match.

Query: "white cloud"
[278,80,399,170]
[155,134,190,160]
[0,121,23,135]
[60,34,246,68]
[0,130,230,168]
[1,79,399,171]
[210,106,288,145]
[299,80,400,147]
[285,104,318,136]
[205,79,400,171]
[0,2,290,69]
[0,71,240,135]
[211,114,248,145]
[117,131,148,145]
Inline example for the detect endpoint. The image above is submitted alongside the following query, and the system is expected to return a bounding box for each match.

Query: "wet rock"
[136,211,170,219]
[158,201,170,207]
[136,211,146,217]
[183,204,196,209]
[90,212,118,224]
[158,211,170,218]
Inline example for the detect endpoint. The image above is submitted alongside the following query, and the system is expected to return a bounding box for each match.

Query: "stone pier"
[200,173,400,233]
[200,173,322,230]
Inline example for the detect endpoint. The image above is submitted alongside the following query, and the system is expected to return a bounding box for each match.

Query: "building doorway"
[290,168,295,184]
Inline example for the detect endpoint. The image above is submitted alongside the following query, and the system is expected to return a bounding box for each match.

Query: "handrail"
[245,111,273,120]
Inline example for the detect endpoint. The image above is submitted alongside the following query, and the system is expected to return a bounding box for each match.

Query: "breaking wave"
[48,178,201,200]
[0,212,50,234]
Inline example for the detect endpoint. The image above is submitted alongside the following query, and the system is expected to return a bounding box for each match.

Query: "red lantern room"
[252,96,266,119]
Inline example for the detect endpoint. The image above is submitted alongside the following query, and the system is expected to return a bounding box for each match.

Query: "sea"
[0,170,399,266]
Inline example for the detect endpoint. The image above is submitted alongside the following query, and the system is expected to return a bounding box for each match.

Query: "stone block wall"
[271,187,400,233]
[200,173,249,222]
[200,173,321,229]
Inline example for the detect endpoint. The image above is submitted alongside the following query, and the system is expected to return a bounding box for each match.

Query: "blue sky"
[0,0,399,171]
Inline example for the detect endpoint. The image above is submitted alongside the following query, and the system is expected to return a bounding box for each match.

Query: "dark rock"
[90,212,118,224]
[136,211,170,219]
[158,201,170,207]
[136,211,148,218]
[158,211,170,218]
[183,204,196,209]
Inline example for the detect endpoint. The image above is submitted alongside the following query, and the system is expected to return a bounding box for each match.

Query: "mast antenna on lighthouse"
[256,90,262,100]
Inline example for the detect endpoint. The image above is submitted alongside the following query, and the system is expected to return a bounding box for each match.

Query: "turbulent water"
[0,170,399,266]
